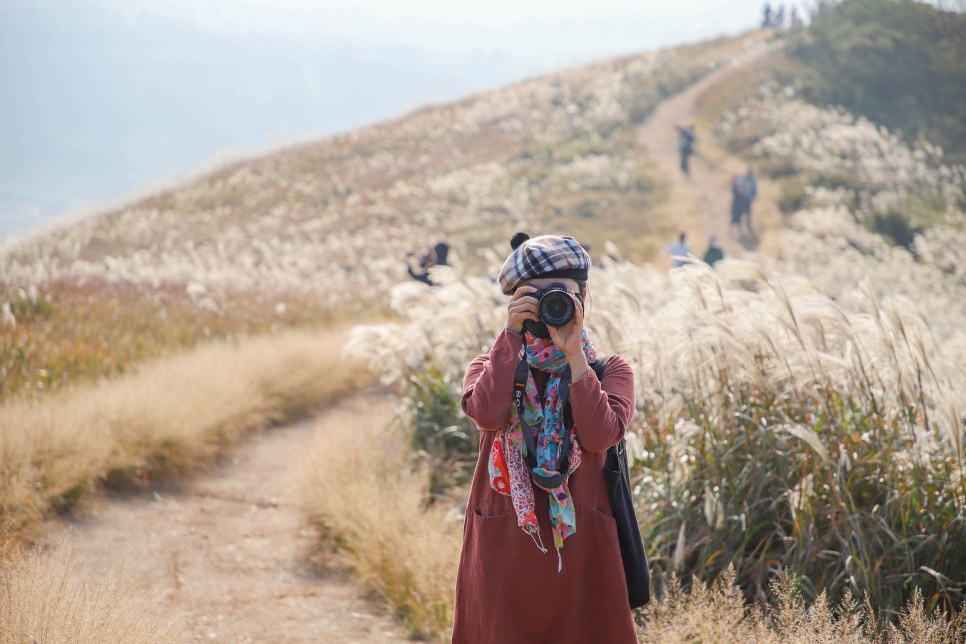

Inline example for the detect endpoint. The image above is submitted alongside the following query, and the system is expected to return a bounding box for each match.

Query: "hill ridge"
[0,32,771,303]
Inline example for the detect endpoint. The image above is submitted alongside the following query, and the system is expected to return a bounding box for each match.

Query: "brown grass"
[639,566,966,643]
[0,278,353,402]
[0,542,179,643]
[299,397,462,642]
[0,327,371,540]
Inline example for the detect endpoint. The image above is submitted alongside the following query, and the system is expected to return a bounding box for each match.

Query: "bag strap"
[513,358,572,488]
[588,357,624,454]
[590,356,609,381]
[512,356,609,489]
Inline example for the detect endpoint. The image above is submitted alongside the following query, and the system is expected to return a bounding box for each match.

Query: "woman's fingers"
[509,299,538,320]
[506,286,539,333]
[509,298,537,313]
[571,292,584,327]
[509,288,538,316]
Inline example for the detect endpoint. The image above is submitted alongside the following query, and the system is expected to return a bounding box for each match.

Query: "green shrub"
[788,0,966,163]
[777,177,811,214]
[811,172,866,195]
[639,384,966,618]
[406,362,478,495]
[757,155,799,180]
[870,211,919,249]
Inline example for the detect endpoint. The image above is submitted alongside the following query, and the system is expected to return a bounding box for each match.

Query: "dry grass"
[0,278,352,402]
[0,542,179,643]
[0,327,371,539]
[639,565,966,643]
[299,397,462,642]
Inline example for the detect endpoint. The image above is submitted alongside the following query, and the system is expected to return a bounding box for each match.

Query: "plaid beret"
[498,233,591,295]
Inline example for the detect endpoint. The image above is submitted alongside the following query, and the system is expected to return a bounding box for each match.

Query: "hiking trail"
[44,392,409,643]
[638,43,784,263]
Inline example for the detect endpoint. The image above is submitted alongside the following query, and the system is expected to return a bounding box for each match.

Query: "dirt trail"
[638,45,784,262]
[44,392,409,643]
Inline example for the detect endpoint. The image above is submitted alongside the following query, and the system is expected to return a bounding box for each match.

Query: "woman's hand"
[547,294,589,381]
[506,286,539,334]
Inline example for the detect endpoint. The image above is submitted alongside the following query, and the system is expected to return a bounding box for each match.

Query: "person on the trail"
[663,232,693,268]
[739,168,758,232]
[790,7,803,27]
[675,124,696,176]
[730,174,748,236]
[703,236,724,266]
[551,76,565,107]
[452,232,639,644]
[730,169,758,235]
[762,2,773,28]
[774,4,786,28]
[406,241,449,285]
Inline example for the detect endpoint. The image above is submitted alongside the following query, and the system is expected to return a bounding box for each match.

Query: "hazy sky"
[0,0,772,243]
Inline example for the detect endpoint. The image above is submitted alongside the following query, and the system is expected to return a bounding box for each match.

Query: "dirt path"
[44,392,409,643]
[638,42,784,263]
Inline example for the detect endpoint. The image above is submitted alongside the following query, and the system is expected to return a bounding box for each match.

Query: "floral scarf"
[488,330,598,571]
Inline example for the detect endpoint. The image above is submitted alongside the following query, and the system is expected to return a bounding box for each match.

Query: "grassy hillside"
[0,32,764,404]
[786,0,966,164]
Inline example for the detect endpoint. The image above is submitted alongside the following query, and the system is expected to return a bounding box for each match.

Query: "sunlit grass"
[299,398,461,641]
[639,566,966,643]
[0,541,180,643]
[0,328,370,540]
[0,278,355,402]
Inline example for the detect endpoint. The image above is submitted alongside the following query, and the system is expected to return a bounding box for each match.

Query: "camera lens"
[539,291,574,328]
[544,294,570,319]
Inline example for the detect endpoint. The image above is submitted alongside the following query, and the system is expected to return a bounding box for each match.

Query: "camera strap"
[513,357,573,490]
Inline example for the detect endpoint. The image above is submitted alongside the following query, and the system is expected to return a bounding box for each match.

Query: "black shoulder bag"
[512,356,651,609]
[594,358,651,609]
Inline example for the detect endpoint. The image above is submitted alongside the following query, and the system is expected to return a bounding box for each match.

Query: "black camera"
[522,282,584,339]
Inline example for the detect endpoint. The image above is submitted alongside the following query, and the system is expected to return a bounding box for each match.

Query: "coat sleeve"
[569,355,636,452]
[460,329,523,431]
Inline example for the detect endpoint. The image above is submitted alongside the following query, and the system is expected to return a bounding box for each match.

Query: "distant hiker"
[551,76,565,107]
[730,168,758,235]
[675,124,696,176]
[729,175,746,236]
[406,241,449,285]
[566,103,579,130]
[663,232,693,268]
[703,236,724,266]
[762,2,773,28]
[740,168,758,231]
[774,4,786,28]
[790,7,803,27]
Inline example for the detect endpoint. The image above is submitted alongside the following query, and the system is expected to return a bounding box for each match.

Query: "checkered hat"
[497,232,591,295]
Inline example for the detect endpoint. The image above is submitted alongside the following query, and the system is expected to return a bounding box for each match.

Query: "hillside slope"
[1,34,769,297]
[0,32,769,402]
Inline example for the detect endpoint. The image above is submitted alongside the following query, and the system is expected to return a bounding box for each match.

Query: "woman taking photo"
[452,233,638,643]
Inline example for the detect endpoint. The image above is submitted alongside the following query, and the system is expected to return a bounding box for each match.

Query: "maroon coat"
[452,330,639,644]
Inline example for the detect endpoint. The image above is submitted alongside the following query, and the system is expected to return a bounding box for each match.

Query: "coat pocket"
[472,506,515,520]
